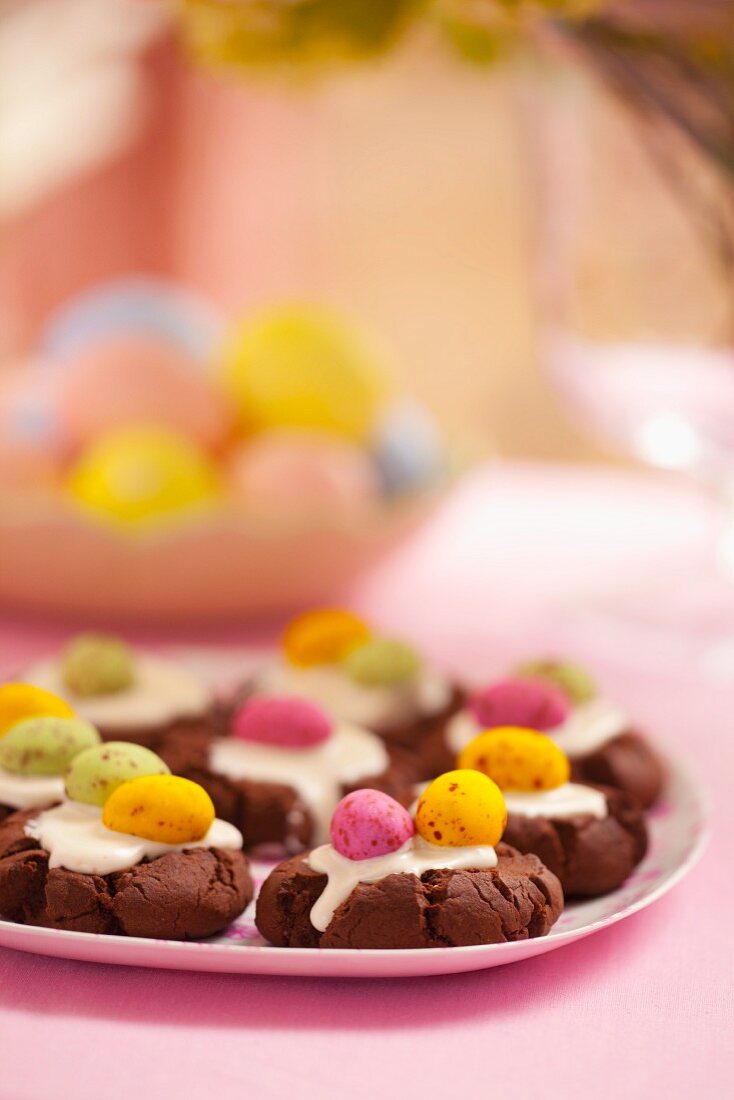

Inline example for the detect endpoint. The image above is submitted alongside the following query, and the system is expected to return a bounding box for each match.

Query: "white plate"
[0,751,707,978]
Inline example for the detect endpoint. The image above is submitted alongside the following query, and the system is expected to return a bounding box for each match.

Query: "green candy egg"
[64,742,170,807]
[342,637,421,687]
[516,659,597,705]
[0,717,101,776]
[61,633,136,698]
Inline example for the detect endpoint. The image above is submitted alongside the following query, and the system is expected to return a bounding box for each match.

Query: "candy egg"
[330,789,415,861]
[342,637,421,687]
[470,678,569,732]
[372,400,444,496]
[416,769,506,848]
[61,633,136,697]
[102,774,214,844]
[0,684,74,739]
[220,305,390,442]
[65,742,170,806]
[458,728,570,792]
[67,426,221,527]
[0,716,100,776]
[282,608,370,667]
[227,431,379,512]
[57,335,232,451]
[515,659,596,705]
[41,276,225,362]
[233,695,332,749]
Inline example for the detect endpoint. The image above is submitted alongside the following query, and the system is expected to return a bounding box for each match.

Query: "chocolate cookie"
[502,787,648,897]
[0,809,253,939]
[255,842,563,949]
[569,732,663,810]
[156,731,413,855]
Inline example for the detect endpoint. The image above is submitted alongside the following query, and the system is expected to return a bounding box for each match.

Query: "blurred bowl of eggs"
[0,284,450,620]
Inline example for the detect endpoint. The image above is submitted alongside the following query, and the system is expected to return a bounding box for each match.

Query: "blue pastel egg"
[40,276,225,364]
[372,401,445,495]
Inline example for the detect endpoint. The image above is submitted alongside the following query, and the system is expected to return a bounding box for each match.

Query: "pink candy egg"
[228,430,380,512]
[232,695,333,749]
[470,677,570,732]
[330,789,415,861]
[57,335,233,451]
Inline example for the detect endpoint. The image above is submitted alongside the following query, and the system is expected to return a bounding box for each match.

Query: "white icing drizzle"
[24,655,213,731]
[503,783,608,821]
[25,801,242,876]
[209,723,388,845]
[0,768,64,811]
[445,698,630,760]
[253,660,451,732]
[307,836,498,932]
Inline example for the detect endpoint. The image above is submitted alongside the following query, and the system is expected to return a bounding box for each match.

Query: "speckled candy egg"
[67,426,221,527]
[515,659,597,705]
[342,637,421,687]
[61,633,136,697]
[65,742,170,806]
[57,334,232,450]
[330,789,415,861]
[470,677,569,732]
[233,696,332,749]
[0,716,100,775]
[0,684,74,739]
[282,608,370,667]
[228,430,379,512]
[458,728,570,792]
[416,769,506,848]
[103,774,215,844]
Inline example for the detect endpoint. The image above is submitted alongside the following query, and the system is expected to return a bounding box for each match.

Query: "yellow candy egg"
[102,775,215,844]
[67,427,221,528]
[458,727,570,792]
[0,683,74,738]
[282,608,370,667]
[219,305,390,442]
[416,769,506,848]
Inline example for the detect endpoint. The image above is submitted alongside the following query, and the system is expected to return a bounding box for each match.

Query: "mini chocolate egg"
[67,426,221,527]
[470,678,569,732]
[416,769,506,848]
[228,430,379,512]
[342,637,421,687]
[372,400,444,496]
[102,774,214,844]
[61,633,136,697]
[41,277,224,362]
[57,334,232,450]
[220,305,390,442]
[282,608,370,667]
[458,728,570,792]
[233,695,332,749]
[330,789,415,861]
[516,659,597,705]
[0,716,100,776]
[0,683,74,739]
[65,742,170,806]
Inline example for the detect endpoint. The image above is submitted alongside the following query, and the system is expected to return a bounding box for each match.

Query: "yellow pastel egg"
[67,427,221,528]
[416,769,506,848]
[282,608,370,667]
[458,727,570,792]
[102,775,215,844]
[219,305,391,442]
[0,683,74,739]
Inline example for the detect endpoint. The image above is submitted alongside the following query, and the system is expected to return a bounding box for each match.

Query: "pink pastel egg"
[470,677,570,731]
[232,695,333,749]
[57,335,232,451]
[228,430,380,511]
[330,789,415,861]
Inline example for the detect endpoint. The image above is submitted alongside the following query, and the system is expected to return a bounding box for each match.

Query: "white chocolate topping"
[503,782,608,821]
[306,835,498,932]
[0,769,65,811]
[25,801,242,876]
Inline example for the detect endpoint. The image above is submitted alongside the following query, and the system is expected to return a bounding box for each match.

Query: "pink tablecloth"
[0,464,730,1099]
